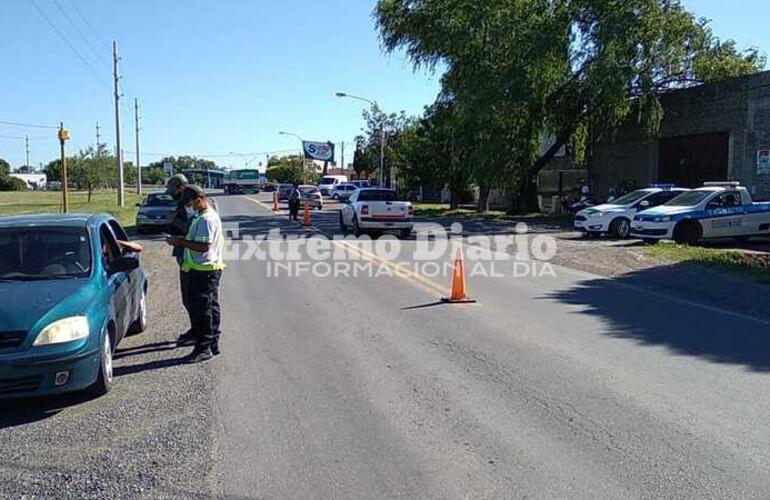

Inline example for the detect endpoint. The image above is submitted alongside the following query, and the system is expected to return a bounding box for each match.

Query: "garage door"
[658,132,729,188]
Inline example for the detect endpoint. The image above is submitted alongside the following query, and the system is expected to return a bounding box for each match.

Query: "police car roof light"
[703,181,741,187]
[649,183,675,190]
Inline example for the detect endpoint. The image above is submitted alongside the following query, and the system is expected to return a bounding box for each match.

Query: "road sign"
[164,162,174,178]
[303,141,334,162]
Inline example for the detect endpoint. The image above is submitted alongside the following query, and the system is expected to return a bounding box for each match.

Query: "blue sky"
[0,0,768,171]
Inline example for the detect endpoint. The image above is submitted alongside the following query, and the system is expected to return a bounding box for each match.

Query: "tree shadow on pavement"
[0,392,94,429]
[544,261,770,373]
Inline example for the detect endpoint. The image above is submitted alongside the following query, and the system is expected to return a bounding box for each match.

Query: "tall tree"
[376,0,765,210]
[0,158,10,178]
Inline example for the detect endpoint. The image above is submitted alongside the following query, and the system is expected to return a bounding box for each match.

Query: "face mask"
[185,206,197,218]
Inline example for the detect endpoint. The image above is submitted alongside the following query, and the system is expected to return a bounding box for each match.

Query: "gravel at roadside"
[0,240,216,499]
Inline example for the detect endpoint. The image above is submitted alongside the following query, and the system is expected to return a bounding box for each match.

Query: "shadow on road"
[113,357,187,377]
[544,261,770,373]
[114,341,180,360]
[0,392,94,429]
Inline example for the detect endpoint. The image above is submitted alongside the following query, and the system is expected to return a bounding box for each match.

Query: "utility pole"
[340,141,345,172]
[134,97,141,195]
[58,123,70,213]
[113,40,125,207]
[96,121,105,189]
[24,135,30,170]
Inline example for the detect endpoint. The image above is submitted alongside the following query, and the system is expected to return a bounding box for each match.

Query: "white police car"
[631,182,770,245]
[574,185,689,238]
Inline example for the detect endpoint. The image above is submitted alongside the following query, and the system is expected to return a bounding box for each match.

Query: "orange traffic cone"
[303,202,311,227]
[442,247,477,304]
[272,192,279,211]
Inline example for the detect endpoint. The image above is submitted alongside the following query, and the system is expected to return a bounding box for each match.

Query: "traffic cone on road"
[442,247,477,304]
[303,202,311,227]
[272,192,279,211]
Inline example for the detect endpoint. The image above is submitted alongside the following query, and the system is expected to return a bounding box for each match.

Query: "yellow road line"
[331,239,449,298]
[245,195,449,298]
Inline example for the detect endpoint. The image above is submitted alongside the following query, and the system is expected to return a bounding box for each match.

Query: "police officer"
[165,174,195,345]
[166,185,225,363]
[288,183,301,221]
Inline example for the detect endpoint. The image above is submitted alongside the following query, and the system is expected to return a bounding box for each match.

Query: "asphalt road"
[209,193,770,498]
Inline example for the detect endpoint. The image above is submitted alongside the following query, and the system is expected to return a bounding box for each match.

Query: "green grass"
[645,244,770,283]
[413,203,509,220]
[412,202,572,226]
[0,190,144,229]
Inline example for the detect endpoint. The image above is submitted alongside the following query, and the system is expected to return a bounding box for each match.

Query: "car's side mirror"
[639,200,650,208]
[135,203,142,208]
[110,256,139,275]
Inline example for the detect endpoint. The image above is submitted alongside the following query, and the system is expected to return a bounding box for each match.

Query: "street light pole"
[335,92,387,187]
[279,131,305,169]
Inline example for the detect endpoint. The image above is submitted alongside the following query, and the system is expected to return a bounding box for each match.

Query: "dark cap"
[180,185,206,205]
[165,173,189,195]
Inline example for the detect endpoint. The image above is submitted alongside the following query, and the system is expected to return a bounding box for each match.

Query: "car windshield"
[144,194,176,207]
[321,177,338,184]
[664,190,711,207]
[0,226,91,280]
[610,190,651,205]
[300,186,319,193]
[357,190,399,201]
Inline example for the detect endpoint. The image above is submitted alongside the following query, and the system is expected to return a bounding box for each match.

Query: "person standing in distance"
[166,185,226,363]
[288,183,301,221]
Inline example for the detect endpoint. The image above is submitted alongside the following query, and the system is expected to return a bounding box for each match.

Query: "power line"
[53,0,110,67]
[0,133,51,140]
[0,119,59,129]
[122,148,299,158]
[27,0,111,89]
[65,0,110,47]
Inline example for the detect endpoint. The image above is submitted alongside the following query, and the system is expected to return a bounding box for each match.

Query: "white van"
[318,175,349,196]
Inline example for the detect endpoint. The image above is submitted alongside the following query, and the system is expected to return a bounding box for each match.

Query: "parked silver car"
[331,183,359,201]
[299,185,324,210]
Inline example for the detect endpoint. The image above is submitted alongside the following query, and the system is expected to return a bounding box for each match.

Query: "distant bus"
[223,169,262,194]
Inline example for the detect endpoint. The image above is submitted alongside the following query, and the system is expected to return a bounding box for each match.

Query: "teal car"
[0,214,148,398]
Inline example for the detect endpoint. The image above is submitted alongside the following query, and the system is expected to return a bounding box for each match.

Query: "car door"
[108,219,141,320]
[343,192,358,224]
[702,191,743,238]
[99,223,132,339]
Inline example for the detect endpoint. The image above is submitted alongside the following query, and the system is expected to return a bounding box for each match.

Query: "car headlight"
[34,316,90,346]
[654,216,671,223]
[588,212,605,218]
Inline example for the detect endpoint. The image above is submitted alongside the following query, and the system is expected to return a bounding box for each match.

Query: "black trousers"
[289,200,300,220]
[186,270,222,351]
[179,269,191,318]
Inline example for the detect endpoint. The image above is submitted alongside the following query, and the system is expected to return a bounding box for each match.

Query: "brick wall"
[588,71,770,199]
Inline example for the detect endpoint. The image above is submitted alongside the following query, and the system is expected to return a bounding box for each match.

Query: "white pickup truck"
[631,182,770,245]
[339,188,414,238]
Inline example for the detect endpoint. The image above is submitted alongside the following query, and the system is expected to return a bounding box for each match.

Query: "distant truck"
[318,175,349,196]
[223,169,261,194]
[631,182,770,245]
[10,173,47,190]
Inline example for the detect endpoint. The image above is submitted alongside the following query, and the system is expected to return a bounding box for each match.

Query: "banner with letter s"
[303,141,335,162]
